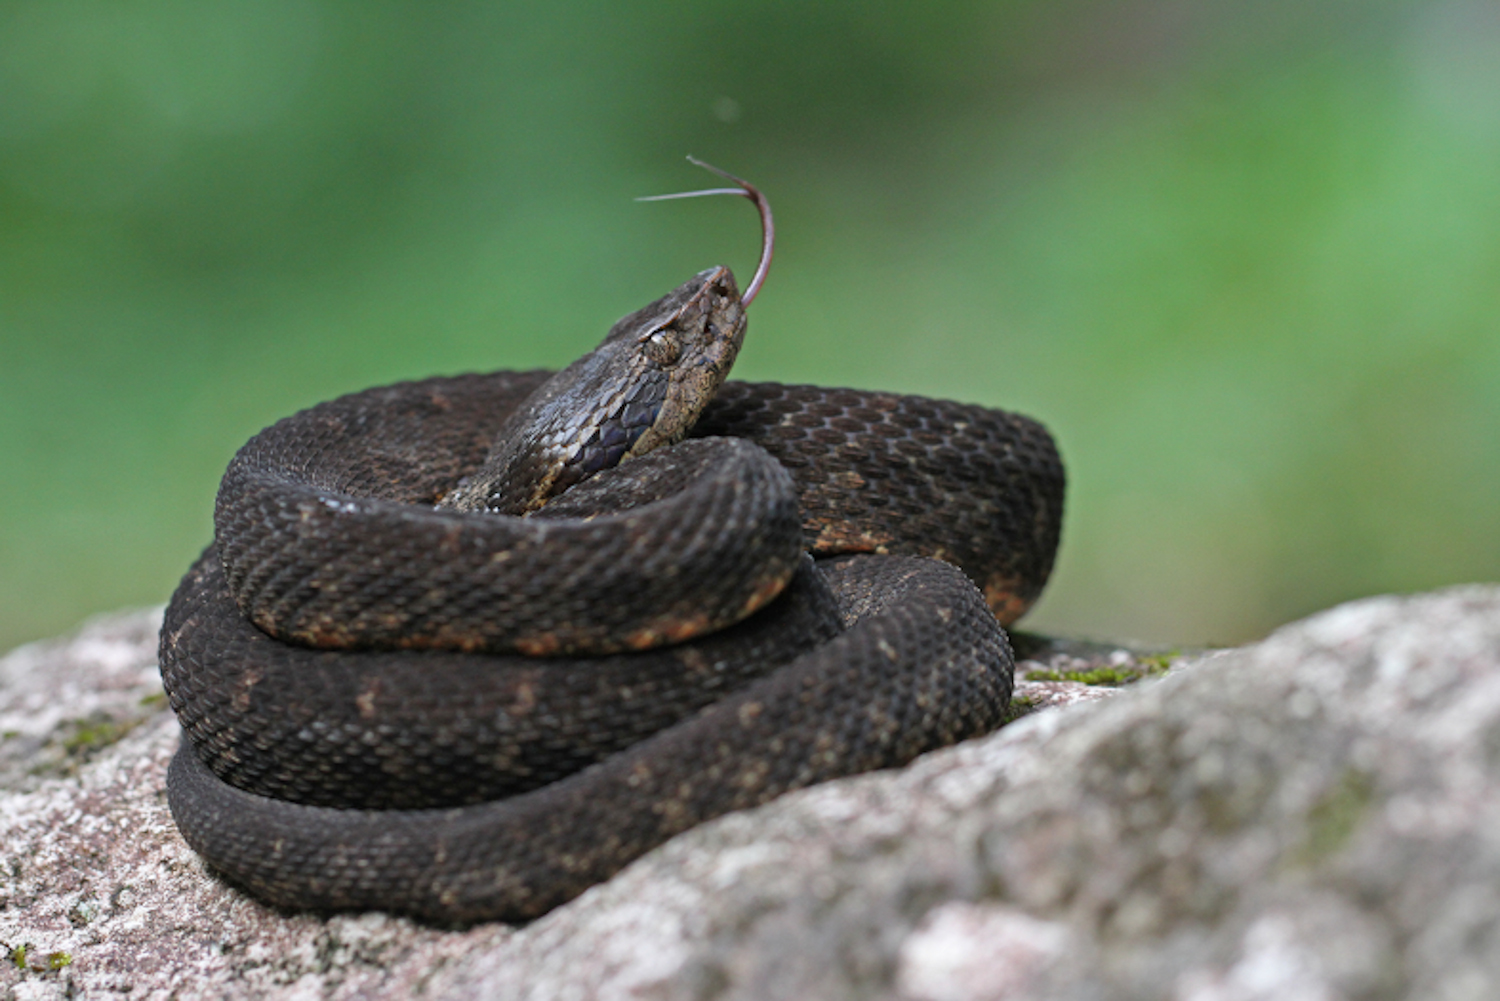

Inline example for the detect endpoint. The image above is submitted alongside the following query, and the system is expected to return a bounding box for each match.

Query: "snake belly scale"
[161,244,1065,925]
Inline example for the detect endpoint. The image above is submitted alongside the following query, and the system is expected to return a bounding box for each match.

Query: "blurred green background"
[2,0,1498,654]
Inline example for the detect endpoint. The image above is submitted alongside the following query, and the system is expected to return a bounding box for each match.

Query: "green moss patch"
[59,713,141,756]
[1023,653,1177,687]
[6,944,73,974]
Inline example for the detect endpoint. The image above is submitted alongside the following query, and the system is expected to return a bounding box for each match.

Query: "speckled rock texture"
[3,584,1498,1000]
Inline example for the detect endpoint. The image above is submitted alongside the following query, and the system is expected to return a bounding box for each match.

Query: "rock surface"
[2,585,1498,999]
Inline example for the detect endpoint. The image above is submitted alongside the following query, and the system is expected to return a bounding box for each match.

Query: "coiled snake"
[160,166,1065,923]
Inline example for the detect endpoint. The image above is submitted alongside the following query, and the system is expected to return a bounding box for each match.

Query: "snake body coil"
[161,266,1065,924]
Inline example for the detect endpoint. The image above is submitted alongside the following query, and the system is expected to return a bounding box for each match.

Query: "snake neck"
[440,266,747,515]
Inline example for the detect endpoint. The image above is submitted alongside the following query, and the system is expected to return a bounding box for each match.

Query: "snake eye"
[641,328,682,366]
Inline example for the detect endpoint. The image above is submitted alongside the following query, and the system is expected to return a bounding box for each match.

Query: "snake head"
[441,266,746,515]
[606,264,746,463]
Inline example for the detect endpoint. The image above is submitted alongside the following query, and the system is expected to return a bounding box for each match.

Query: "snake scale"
[160,171,1065,924]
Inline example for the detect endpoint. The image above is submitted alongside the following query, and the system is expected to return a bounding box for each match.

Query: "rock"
[2,585,1498,999]
[0,609,165,795]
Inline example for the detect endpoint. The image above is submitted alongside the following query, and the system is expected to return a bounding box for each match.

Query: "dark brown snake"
[160,173,1065,924]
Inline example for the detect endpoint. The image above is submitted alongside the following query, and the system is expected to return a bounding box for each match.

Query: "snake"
[159,165,1066,924]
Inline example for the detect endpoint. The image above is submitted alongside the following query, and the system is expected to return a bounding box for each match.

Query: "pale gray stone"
[2,585,1496,1000]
